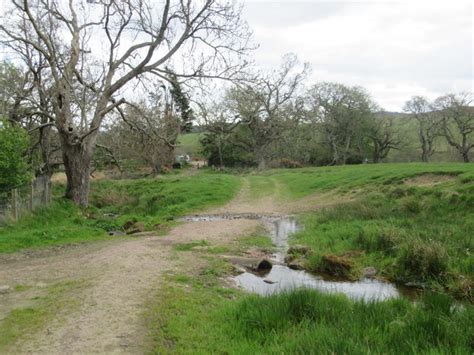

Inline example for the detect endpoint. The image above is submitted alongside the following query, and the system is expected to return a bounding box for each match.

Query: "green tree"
[0,120,30,198]
[308,83,375,165]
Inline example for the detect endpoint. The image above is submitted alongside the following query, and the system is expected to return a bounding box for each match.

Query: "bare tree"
[403,96,440,162]
[1,0,252,206]
[226,54,309,169]
[433,93,474,162]
[368,114,401,163]
[114,90,183,174]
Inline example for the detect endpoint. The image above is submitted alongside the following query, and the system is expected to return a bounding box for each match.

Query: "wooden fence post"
[43,178,48,204]
[11,189,18,221]
[29,180,34,211]
[48,181,52,204]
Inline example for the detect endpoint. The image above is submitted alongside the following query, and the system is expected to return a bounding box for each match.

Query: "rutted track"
[0,176,336,354]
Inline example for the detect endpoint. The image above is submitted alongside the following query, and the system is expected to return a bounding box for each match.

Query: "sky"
[241,0,473,111]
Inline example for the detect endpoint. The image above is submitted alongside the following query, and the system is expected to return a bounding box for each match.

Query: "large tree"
[367,114,401,163]
[308,83,374,165]
[1,0,251,206]
[225,54,309,168]
[403,96,440,162]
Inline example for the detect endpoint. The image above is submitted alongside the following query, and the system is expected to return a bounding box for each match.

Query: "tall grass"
[0,172,240,253]
[151,277,474,354]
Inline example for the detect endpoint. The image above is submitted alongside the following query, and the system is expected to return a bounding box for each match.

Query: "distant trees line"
[0,1,472,207]
[200,56,473,168]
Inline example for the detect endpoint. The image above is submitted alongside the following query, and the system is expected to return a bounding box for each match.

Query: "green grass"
[247,175,277,199]
[88,172,240,229]
[150,261,474,354]
[176,133,205,159]
[280,164,474,300]
[0,199,109,253]
[0,171,240,253]
[0,280,82,352]
[238,234,273,250]
[266,162,474,198]
[174,240,210,251]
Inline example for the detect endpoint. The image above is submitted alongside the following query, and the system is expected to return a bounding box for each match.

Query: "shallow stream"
[183,214,413,301]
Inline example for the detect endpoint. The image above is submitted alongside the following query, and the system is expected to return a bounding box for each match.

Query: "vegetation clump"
[151,276,473,354]
[0,121,30,199]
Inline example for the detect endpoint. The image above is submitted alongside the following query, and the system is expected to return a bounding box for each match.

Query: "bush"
[400,196,422,214]
[356,225,401,255]
[396,239,448,282]
[0,120,30,198]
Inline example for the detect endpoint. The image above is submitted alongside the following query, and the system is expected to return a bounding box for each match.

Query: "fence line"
[0,175,52,223]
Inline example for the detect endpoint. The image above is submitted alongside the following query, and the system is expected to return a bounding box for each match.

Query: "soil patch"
[404,174,456,187]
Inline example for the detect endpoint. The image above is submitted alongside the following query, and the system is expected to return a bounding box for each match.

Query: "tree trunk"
[62,141,92,207]
[462,150,470,163]
[218,136,224,168]
[421,148,429,163]
[372,141,380,163]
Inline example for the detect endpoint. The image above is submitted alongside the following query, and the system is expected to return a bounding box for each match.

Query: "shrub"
[396,239,448,282]
[0,120,30,198]
[400,197,421,214]
[356,225,401,255]
[278,158,303,169]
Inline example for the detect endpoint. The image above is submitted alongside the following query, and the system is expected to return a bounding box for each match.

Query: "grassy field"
[267,162,474,197]
[150,257,473,354]
[0,172,240,253]
[147,163,473,353]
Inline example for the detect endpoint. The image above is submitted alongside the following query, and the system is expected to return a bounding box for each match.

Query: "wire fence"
[0,175,52,224]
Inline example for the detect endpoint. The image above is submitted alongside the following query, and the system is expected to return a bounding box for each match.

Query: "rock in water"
[263,279,277,284]
[321,254,353,277]
[256,259,272,271]
[288,262,304,270]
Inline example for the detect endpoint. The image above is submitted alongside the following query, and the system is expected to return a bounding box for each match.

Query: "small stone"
[263,279,277,284]
[123,221,146,234]
[108,230,126,236]
[0,285,11,294]
[362,267,377,278]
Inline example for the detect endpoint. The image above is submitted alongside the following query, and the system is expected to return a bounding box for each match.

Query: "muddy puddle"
[183,214,413,301]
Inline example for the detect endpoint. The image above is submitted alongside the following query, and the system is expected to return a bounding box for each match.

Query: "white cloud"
[243,0,474,110]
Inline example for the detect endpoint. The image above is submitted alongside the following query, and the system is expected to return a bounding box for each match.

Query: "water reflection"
[183,214,407,301]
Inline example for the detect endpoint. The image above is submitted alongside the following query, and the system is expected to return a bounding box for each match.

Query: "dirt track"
[0,177,337,354]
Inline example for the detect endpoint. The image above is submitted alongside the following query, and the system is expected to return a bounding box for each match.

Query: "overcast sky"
[242,0,473,111]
